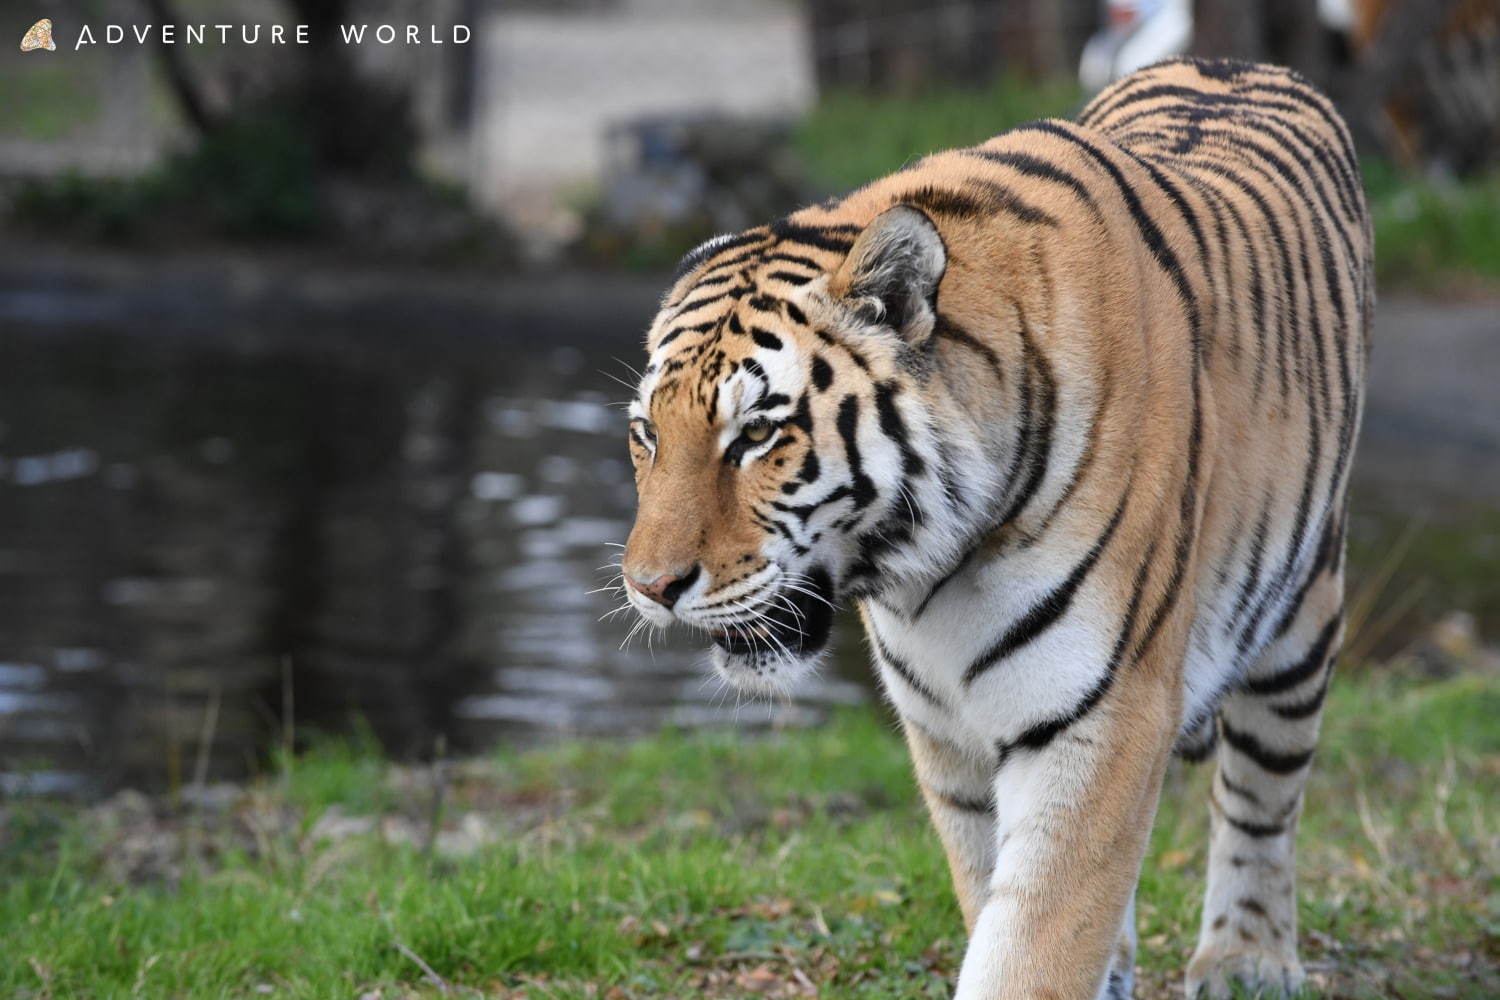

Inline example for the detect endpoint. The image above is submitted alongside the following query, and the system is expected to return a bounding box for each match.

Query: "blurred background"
[1,0,1497,797]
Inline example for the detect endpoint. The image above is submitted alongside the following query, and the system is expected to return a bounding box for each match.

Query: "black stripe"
[1242,615,1341,695]
[1225,814,1286,838]
[690,271,737,290]
[749,392,791,412]
[762,515,809,556]
[1165,153,1295,401]
[930,787,996,816]
[1271,673,1332,719]
[962,148,1101,216]
[1014,121,1205,340]
[811,355,833,392]
[655,320,715,350]
[1174,119,1359,313]
[911,546,976,621]
[871,626,945,709]
[897,179,1057,227]
[933,313,1005,386]
[798,450,820,485]
[963,488,1129,685]
[1113,143,1214,290]
[673,287,739,316]
[762,251,825,270]
[769,219,859,253]
[873,381,926,480]
[1236,81,1362,199]
[1176,723,1219,763]
[1220,720,1314,774]
[1002,530,1154,753]
[835,395,876,509]
[1088,82,1300,132]
[1227,497,1273,634]
[1220,774,1264,808]
[816,329,871,371]
[771,485,851,524]
[1180,167,1268,380]
[992,323,1056,527]
[750,327,783,351]
[671,231,766,282]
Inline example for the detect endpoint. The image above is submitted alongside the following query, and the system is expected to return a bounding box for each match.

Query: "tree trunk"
[140,0,218,134]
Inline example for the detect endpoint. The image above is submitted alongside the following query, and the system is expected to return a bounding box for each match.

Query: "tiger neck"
[861,303,1090,615]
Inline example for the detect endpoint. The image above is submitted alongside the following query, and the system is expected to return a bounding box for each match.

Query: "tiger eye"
[742,420,773,444]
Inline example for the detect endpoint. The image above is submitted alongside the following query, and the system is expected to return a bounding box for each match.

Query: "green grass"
[3,667,1498,998]
[1364,161,1500,293]
[0,63,103,141]
[793,77,1085,195]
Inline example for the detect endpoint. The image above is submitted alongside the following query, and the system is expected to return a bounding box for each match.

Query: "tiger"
[619,57,1371,1000]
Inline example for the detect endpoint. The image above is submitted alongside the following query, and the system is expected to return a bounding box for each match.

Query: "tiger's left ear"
[829,205,946,345]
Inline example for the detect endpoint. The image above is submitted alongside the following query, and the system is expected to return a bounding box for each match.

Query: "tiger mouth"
[706,571,835,659]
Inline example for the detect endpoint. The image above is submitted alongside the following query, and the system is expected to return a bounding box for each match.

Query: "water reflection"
[0,272,863,795]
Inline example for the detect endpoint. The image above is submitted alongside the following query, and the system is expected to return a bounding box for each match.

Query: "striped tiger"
[620,57,1371,1000]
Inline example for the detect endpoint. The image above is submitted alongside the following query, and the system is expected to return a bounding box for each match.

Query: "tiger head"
[621,206,969,694]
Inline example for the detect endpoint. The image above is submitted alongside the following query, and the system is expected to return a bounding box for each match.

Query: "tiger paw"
[1184,946,1305,999]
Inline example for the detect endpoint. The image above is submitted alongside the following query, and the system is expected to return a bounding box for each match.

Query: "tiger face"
[622,208,957,694]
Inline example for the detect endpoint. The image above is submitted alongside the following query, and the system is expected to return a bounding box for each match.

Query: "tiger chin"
[705,563,837,697]
[618,57,1371,1000]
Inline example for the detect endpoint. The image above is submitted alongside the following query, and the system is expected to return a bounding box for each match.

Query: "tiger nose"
[627,564,701,609]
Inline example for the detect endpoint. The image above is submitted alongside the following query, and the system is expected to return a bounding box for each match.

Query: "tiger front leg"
[954,674,1176,1000]
[905,718,1002,930]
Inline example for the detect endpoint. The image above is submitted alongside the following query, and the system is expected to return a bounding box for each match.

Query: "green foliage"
[3,670,1498,997]
[9,172,152,240]
[154,109,321,236]
[1365,161,1500,292]
[793,77,1085,195]
[0,63,102,141]
[11,108,319,240]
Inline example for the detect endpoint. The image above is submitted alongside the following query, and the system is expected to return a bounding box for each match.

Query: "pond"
[1,249,1496,795]
[0,252,872,796]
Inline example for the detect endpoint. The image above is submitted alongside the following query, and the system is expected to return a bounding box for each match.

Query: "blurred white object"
[1317,0,1355,34]
[1079,0,1360,91]
[1079,0,1194,92]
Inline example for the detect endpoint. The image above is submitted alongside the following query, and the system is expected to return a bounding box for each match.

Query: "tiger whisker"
[619,615,651,650]
[777,578,838,612]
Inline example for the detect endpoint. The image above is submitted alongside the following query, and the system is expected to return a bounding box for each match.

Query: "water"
[0,254,865,795]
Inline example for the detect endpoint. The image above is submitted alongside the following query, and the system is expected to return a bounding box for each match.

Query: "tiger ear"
[829,205,946,344]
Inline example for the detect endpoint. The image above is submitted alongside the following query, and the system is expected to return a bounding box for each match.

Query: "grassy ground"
[793,78,1085,196]
[3,660,1497,999]
[1362,163,1500,294]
